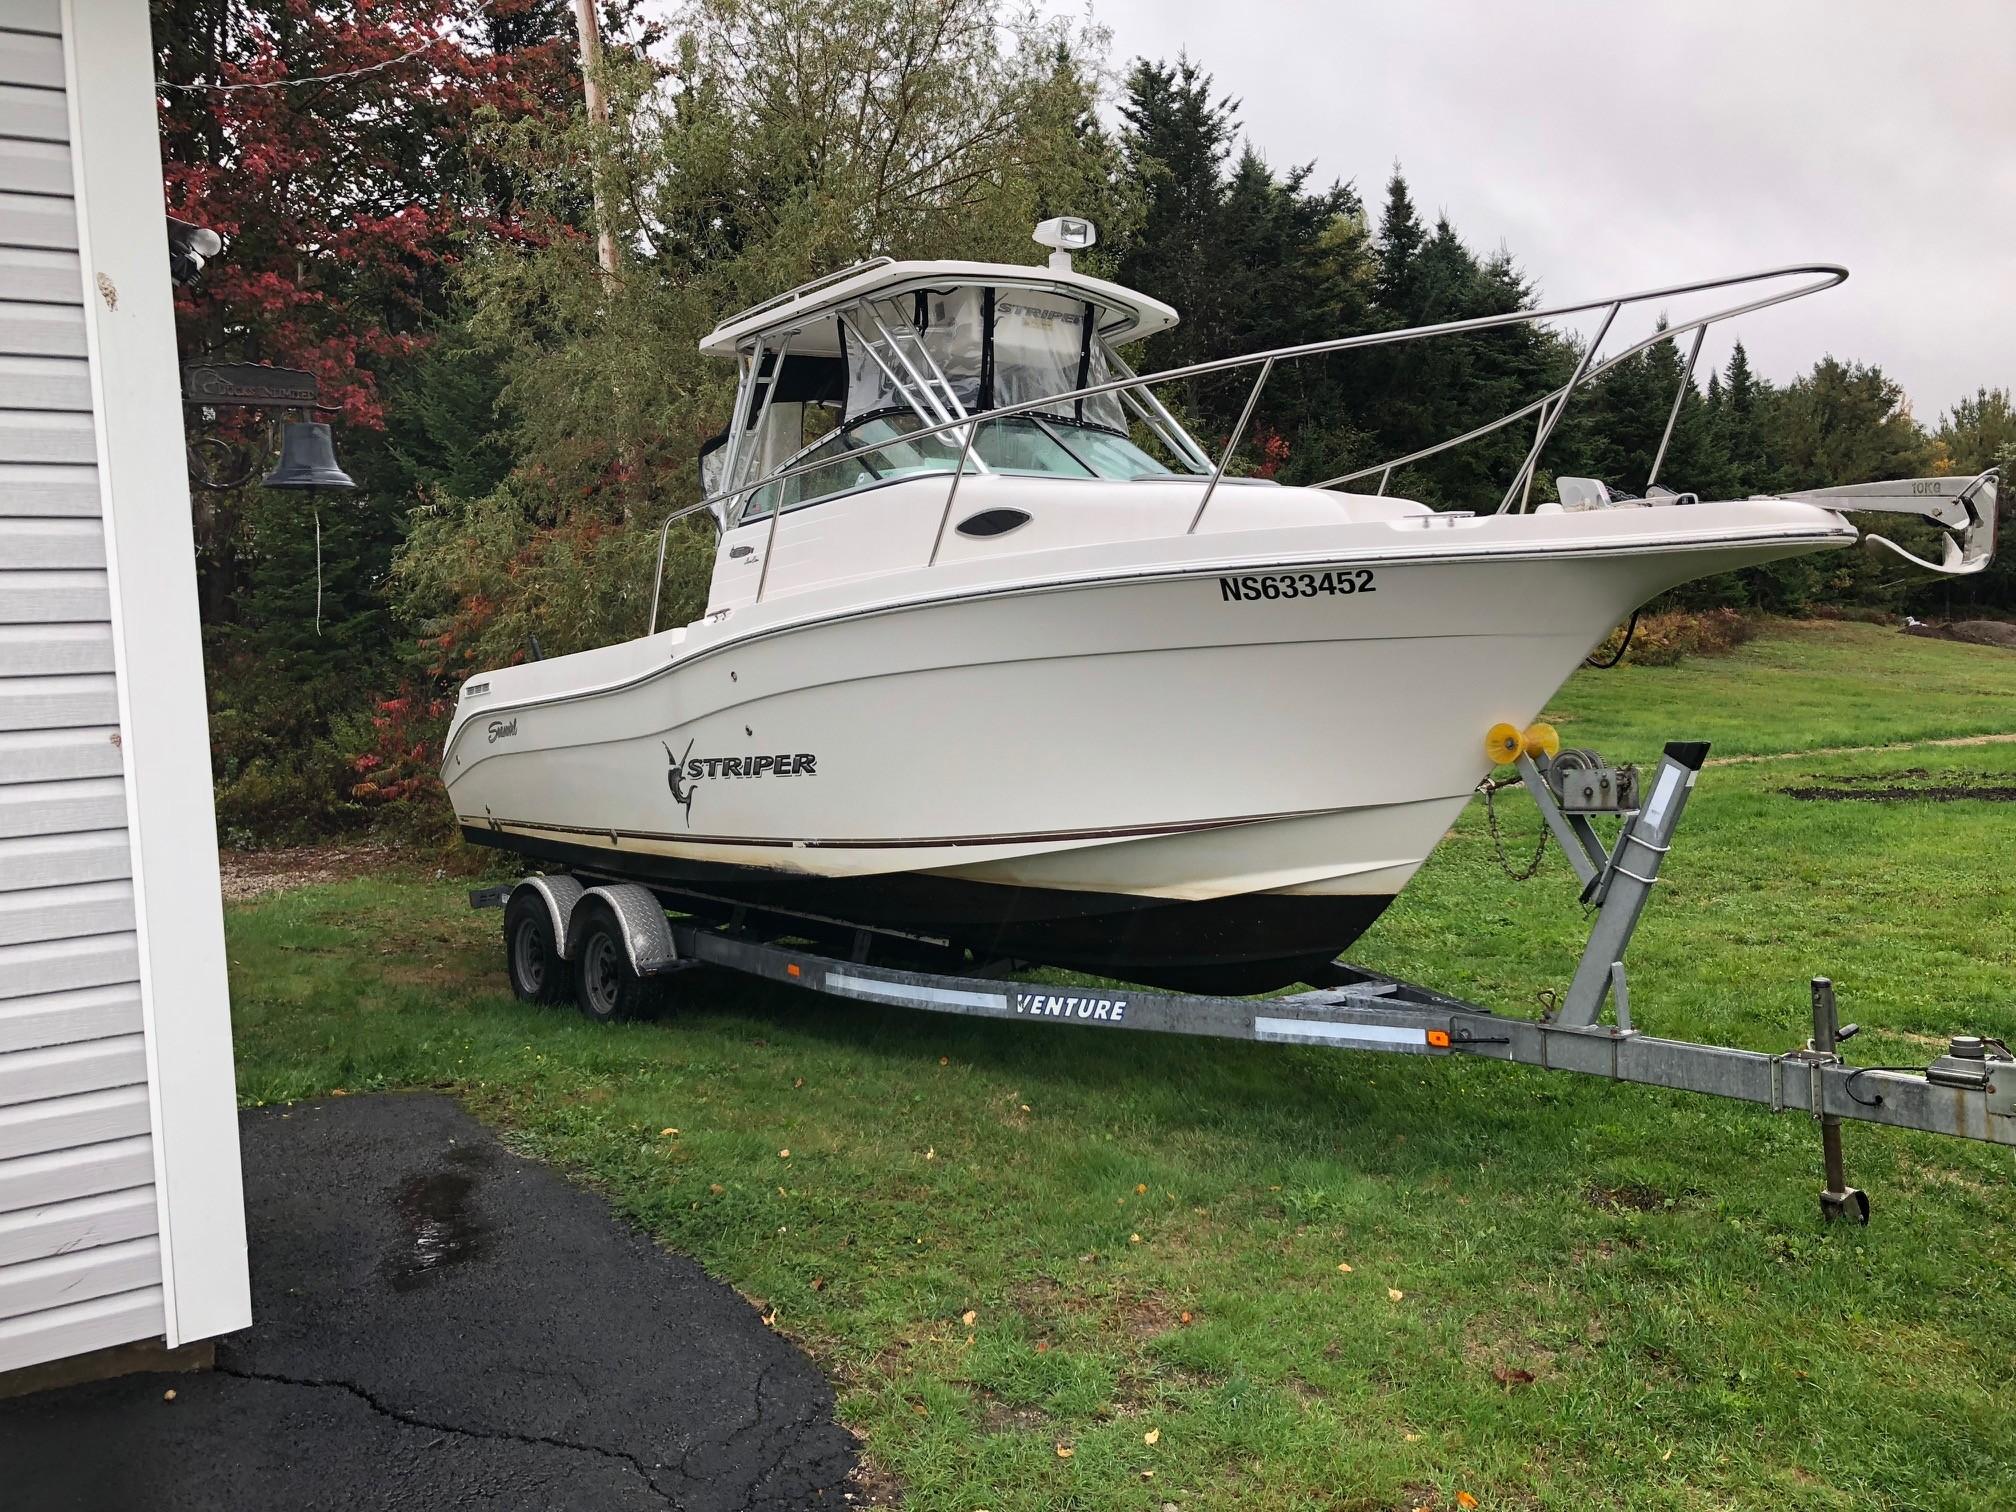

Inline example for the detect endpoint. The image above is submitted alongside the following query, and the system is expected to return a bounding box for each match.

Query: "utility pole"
[572,0,620,283]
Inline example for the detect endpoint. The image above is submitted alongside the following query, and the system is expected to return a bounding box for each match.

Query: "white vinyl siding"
[0,0,163,1371]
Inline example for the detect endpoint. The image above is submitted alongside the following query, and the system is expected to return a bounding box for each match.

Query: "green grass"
[225,620,2016,1511]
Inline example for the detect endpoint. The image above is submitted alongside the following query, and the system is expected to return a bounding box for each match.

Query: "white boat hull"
[444,496,1854,987]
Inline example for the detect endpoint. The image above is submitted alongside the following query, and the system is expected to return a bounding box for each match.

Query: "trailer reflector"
[1255,1017,1431,1050]
[825,974,1007,1011]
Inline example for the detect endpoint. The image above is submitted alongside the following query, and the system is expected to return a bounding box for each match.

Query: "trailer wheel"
[504,891,571,1005]
[568,898,661,1023]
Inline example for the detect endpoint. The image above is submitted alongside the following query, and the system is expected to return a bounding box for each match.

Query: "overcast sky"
[1070,0,2013,421]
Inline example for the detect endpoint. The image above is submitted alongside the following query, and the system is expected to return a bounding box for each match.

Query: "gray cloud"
[1078,0,2013,420]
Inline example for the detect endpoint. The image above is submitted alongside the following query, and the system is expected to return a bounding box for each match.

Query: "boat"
[440,219,1997,991]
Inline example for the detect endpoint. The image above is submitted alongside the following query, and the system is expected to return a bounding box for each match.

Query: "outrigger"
[475,724,2016,1225]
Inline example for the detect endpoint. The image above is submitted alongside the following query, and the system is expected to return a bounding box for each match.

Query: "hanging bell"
[261,421,355,490]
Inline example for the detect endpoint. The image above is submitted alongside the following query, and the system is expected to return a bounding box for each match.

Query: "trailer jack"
[475,734,2016,1220]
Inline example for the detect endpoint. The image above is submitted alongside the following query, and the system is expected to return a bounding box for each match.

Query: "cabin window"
[741,410,1169,522]
[966,417,1166,480]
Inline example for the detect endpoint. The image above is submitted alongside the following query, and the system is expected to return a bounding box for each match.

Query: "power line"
[156,34,437,93]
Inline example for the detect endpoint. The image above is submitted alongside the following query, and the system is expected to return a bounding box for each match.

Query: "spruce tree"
[1372,169,1425,321]
[1117,55,1239,376]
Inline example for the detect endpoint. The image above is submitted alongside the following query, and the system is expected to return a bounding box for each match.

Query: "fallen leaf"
[1054,1444,1074,1459]
[1178,1311,1193,1325]
[1456,1493,1479,1509]
[709,1183,725,1195]
[911,1402,928,1417]
[1035,1340,1051,1353]
[1135,1183,1148,1195]
[1140,1469,1156,1480]
[1403,1432,1422,1443]
[778,1148,790,1159]
[925,1146,937,1161]
[939,1056,950,1066]
[660,1127,678,1137]
[811,1277,825,1291]
[1492,1366,1535,1387]
[1143,1427,1160,1446]
[1336,1262,1354,1274]
[792,1077,804,1089]
[961,1310,978,1326]
[1387,1288,1405,1302]
[1129,1233,1143,1244]
[1019,1104,1031,1113]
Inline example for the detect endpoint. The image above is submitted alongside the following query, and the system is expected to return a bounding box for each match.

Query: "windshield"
[742,414,1169,520]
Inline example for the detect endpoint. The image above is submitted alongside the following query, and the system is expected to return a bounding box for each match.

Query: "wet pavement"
[0,1094,858,1510]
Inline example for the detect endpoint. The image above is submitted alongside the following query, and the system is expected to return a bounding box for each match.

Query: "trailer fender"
[512,874,585,959]
[579,882,678,975]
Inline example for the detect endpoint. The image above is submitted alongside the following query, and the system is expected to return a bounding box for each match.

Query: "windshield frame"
[733,411,1175,526]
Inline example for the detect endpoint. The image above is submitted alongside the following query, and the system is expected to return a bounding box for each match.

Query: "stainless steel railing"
[646,262,1848,633]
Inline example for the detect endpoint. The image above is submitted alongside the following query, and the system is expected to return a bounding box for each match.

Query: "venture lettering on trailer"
[1014,990,1128,1023]
[1220,570,1376,602]
[662,738,817,827]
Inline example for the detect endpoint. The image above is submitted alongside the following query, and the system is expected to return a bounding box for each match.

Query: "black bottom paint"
[462,826,1393,992]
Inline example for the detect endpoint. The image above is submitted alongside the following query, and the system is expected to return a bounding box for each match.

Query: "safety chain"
[1480,774,1547,881]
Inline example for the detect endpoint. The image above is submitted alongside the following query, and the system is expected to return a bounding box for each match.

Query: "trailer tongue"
[475,728,2016,1224]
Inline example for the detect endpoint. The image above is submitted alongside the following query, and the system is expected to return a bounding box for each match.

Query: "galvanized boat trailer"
[475,736,2016,1223]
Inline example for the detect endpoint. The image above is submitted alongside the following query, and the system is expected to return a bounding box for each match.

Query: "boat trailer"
[473,734,2016,1223]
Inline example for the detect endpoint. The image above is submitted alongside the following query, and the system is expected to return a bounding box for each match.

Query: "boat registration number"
[1219,569,1376,602]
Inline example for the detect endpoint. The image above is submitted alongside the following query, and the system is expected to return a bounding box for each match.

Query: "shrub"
[1593,607,1757,668]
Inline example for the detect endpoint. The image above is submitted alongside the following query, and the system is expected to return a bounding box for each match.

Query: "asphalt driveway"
[0,1094,860,1509]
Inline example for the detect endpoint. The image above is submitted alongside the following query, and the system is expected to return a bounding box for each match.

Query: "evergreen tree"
[1117,55,1240,379]
[1715,341,1771,493]
[1372,169,1425,319]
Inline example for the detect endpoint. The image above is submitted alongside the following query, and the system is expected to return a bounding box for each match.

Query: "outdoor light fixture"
[1032,216,1097,272]
[166,214,223,285]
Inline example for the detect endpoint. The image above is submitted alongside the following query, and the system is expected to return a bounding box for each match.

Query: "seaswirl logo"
[662,740,817,826]
[486,718,517,743]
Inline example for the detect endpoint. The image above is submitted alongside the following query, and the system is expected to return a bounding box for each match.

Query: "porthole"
[955,508,1032,538]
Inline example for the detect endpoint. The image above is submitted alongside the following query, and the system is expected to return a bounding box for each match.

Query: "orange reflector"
[1426,1029,1451,1048]
[786,963,802,978]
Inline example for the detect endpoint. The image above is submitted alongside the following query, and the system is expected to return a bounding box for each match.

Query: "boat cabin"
[695,226,1214,532]
[686,221,1421,617]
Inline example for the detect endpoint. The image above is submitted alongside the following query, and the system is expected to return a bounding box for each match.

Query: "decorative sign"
[181,362,321,408]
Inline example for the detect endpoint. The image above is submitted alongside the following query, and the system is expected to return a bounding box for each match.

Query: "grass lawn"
[226,620,2016,1511]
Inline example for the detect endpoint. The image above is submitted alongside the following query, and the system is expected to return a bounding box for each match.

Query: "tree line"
[152,0,2014,840]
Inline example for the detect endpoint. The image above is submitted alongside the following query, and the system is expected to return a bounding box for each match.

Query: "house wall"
[0,0,246,1374]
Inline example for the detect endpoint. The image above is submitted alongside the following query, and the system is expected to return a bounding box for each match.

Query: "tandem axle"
[472,734,2016,1223]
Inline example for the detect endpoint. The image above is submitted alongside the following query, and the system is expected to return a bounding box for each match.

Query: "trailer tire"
[504,891,571,1005]
[568,898,662,1023]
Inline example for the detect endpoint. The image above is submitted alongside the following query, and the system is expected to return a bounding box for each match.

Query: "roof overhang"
[698,259,1179,358]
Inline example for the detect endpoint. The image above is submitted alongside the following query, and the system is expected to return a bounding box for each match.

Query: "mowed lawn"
[226,621,2016,1511]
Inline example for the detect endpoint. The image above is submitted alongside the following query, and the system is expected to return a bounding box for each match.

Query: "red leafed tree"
[153,0,585,637]
[156,0,579,429]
